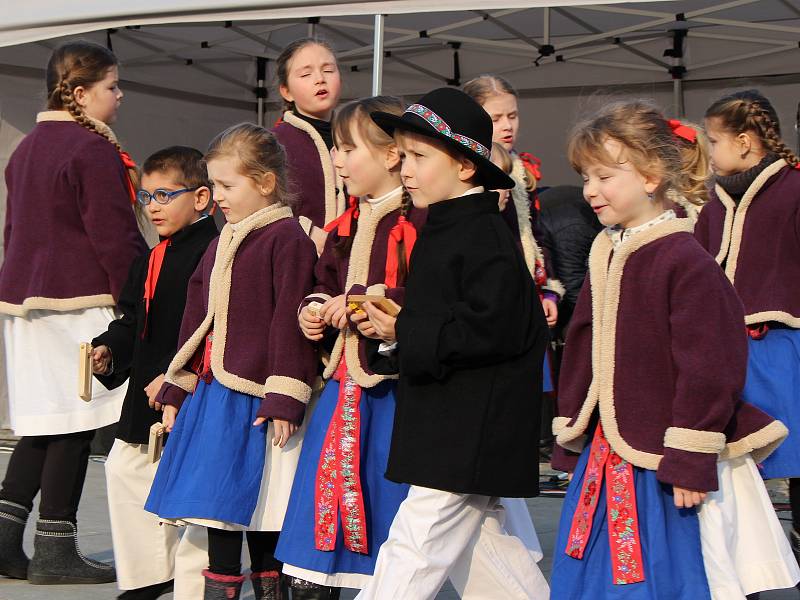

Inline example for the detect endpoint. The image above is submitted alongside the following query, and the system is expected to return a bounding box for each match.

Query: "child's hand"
[253,417,298,449]
[91,345,112,375]
[350,310,377,338]
[362,301,399,343]
[672,486,707,508]
[542,298,558,328]
[144,374,165,411]
[299,306,326,341]
[320,295,348,330]
[162,405,178,433]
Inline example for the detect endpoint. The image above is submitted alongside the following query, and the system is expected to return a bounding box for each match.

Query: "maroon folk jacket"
[695,159,800,328]
[552,219,786,492]
[157,204,318,425]
[273,111,343,233]
[303,189,427,387]
[0,114,146,315]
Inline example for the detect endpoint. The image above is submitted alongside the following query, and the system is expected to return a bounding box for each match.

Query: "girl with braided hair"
[0,40,146,585]
[275,96,425,598]
[697,89,800,573]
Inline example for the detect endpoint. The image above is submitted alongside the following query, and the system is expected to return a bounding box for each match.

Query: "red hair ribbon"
[667,120,697,144]
[118,150,138,206]
[385,215,417,288]
[324,196,359,237]
[518,152,542,182]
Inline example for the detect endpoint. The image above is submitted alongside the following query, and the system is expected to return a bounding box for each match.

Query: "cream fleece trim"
[721,420,788,463]
[264,375,312,404]
[322,189,404,386]
[510,159,545,276]
[668,190,702,224]
[37,110,120,145]
[664,427,726,454]
[717,158,787,282]
[555,219,697,470]
[298,216,313,236]
[745,311,800,328]
[543,278,566,299]
[164,203,295,398]
[0,294,116,317]
[282,111,344,225]
[552,416,571,435]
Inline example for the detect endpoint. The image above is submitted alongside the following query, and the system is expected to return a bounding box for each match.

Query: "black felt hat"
[371,87,515,190]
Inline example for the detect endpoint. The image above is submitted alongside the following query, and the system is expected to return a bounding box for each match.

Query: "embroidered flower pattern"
[405,104,490,158]
[565,424,645,585]
[315,360,368,554]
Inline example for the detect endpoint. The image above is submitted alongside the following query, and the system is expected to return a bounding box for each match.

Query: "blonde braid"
[746,102,800,168]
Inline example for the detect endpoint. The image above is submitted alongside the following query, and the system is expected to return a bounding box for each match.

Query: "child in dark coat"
[352,88,550,600]
[92,146,218,600]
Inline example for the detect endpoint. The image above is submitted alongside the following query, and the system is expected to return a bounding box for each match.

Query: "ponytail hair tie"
[667,119,697,144]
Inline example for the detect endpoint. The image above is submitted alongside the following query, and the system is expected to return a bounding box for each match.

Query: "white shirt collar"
[606,209,676,248]
[365,186,403,205]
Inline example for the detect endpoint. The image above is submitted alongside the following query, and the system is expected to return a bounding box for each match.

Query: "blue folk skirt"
[145,377,267,527]
[276,378,409,579]
[742,327,800,479]
[550,442,711,599]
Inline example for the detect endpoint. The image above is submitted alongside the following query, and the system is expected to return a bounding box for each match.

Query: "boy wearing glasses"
[91,146,218,600]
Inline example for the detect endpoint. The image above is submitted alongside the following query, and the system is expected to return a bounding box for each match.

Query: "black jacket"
[92,217,219,444]
[537,186,602,327]
[372,192,548,497]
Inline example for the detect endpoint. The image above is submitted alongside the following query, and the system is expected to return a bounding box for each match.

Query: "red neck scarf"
[142,239,170,338]
[324,196,359,237]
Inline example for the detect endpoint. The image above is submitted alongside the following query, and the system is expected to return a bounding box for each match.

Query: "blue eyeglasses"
[136,187,200,206]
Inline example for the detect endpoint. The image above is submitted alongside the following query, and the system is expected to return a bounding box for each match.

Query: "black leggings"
[207,528,281,576]
[0,430,95,521]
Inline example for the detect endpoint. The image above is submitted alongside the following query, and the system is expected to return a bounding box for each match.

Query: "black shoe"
[118,579,175,599]
[251,570,283,600]
[203,569,244,600]
[27,519,116,585]
[0,500,29,579]
[287,577,341,600]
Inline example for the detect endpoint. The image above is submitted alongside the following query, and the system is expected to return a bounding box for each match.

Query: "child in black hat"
[350,87,550,599]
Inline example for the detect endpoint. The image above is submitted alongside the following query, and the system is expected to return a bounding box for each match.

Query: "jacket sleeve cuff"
[157,382,188,410]
[542,278,566,300]
[258,395,306,425]
[551,443,581,473]
[663,427,726,454]
[656,447,719,492]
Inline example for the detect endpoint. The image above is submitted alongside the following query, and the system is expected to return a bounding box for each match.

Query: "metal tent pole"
[372,14,385,96]
[256,56,267,126]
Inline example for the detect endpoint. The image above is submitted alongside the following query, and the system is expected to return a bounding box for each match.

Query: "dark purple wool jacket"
[553,219,787,492]
[273,111,341,232]
[157,204,318,425]
[695,159,800,328]
[303,189,427,387]
[0,119,146,315]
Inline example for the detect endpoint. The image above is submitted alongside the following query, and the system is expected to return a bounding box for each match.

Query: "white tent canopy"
[1,0,798,182]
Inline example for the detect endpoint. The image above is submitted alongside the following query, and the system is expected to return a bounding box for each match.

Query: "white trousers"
[106,440,224,594]
[355,485,549,600]
[105,440,181,590]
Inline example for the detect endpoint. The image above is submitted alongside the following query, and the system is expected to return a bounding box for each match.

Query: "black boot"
[203,569,244,600]
[118,579,175,599]
[251,570,283,600]
[27,519,116,584]
[0,500,30,579]
[287,577,341,599]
